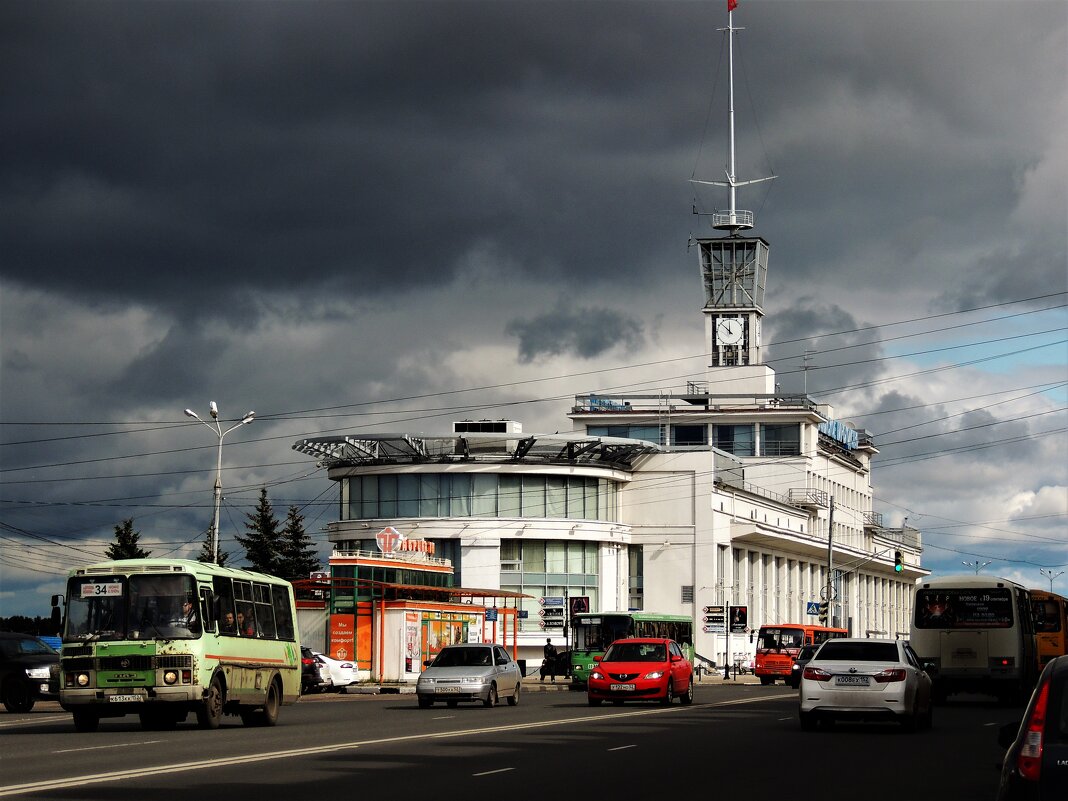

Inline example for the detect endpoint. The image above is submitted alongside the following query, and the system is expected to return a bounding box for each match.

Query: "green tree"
[236,488,282,574]
[105,519,151,560]
[277,505,320,579]
[196,531,229,566]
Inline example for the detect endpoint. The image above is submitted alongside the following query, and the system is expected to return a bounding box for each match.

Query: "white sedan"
[798,637,933,731]
[312,651,356,691]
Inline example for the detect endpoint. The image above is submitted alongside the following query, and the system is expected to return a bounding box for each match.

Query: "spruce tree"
[278,505,320,579]
[105,519,151,560]
[236,488,282,574]
[195,531,229,566]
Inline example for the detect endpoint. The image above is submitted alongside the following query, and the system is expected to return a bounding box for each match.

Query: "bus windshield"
[572,614,633,651]
[758,627,804,650]
[66,573,201,641]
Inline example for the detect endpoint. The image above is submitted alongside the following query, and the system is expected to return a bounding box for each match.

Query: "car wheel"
[799,709,817,731]
[507,683,520,706]
[72,710,100,732]
[196,674,225,729]
[660,680,675,705]
[680,677,694,705]
[417,697,433,708]
[483,684,497,708]
[587,697,602,707]
[2,678,35,713]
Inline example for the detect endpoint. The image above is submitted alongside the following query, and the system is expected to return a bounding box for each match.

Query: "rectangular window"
[500,540,521,570]
[713,424,755,456]
[271,585,295,641]
[521,476,546,517]
[347,478,362,520]
[378,475,398,518]
[567,478,585,518]
[499,475,521,517]
[584,478,598,521]
[398,475,419,517]
[761,424,801,457]
[449,474,472,517]
[418,474,440,517]
[472,474,497,516]
[545,541,566,573]
[546,477,567,518]
[671,424,708,446]
[360,476,379,519]
[522,540,546,573]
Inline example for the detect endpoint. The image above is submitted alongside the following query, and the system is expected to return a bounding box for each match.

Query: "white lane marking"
[54,740,163,754]
[473,768,515,777]
[0,694,787,797]
[607,744,637,751]
[0,715,71,730]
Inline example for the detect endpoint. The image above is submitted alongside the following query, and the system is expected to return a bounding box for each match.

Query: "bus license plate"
[610,683,635,691]
[834,675,870,686]
[108,694,142,702]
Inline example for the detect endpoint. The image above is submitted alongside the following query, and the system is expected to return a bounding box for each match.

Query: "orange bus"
[754,623,848,685]
[1030,589,1068,669]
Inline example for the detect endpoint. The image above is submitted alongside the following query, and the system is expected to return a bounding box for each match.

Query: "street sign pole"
[723,605,731,680]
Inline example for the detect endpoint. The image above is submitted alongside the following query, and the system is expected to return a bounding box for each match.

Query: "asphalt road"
[0,684,1019,801]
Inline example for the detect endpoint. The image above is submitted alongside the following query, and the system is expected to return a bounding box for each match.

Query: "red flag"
[728,0,738,11]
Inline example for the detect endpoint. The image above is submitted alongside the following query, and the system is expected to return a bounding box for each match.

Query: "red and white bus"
[754,623,848,685]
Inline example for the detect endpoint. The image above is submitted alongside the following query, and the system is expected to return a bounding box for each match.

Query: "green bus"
[54,558,300,732]
[568,611,695,686]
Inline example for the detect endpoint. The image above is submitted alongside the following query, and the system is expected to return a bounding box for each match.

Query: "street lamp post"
[1039,568,1064,591]
[184,402,255,564]
[963,560,992,575]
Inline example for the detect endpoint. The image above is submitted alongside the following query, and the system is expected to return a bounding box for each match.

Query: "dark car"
[787,644,820,688]
[300,646,328,695]
[0,631,60,713]
[996,653,1068,800]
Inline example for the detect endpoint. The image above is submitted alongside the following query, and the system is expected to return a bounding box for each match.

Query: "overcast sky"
[2,0,1065,619]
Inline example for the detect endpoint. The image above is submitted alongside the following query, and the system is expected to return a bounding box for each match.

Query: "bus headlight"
[76,672,90,687]
[163,670,179,685]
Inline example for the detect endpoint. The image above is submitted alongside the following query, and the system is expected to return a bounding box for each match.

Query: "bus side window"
[199,589,216,632]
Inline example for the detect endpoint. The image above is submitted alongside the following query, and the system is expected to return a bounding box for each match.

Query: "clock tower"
[691,8,776,393]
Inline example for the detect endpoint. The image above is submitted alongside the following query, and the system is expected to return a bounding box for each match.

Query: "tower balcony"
[712,209,754,230]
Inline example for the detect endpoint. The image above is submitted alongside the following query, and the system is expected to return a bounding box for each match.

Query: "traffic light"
[894,550,904,572]
[818,601,829,624]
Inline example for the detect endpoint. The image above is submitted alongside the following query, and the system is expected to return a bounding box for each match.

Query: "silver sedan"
[799,637,934,731]
[415,643,522,708]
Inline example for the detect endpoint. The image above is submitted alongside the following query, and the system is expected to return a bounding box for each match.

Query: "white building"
[291,7,926,669]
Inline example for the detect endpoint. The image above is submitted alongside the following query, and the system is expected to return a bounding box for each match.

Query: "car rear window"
[816,642,899,662]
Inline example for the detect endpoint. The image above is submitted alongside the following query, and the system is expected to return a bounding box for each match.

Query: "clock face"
[717,318,744,345]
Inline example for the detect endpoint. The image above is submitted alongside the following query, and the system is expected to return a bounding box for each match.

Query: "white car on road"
[313,651,356,691]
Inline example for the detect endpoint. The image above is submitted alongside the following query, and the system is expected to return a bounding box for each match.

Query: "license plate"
[435,687,461,694]
[834,675,870,686]
[108,694,142,703]
[610,683,636,691]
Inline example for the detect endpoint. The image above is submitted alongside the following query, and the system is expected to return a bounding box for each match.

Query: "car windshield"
[0,636,56,658]
[816,642,899,662]
[604,642,665,662]
[432,647,493,667]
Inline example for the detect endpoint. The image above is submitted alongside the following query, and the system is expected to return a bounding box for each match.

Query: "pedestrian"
[541,637,558,683]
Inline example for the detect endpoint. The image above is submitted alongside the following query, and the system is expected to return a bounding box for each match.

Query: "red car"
[587,637,694,706]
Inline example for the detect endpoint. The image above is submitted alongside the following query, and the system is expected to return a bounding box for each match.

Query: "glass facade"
[500,540,600,633]
[344,474,618,522]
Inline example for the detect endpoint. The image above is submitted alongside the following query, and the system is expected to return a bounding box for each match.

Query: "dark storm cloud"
[507,304,645,361]
[764,298,885,396]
